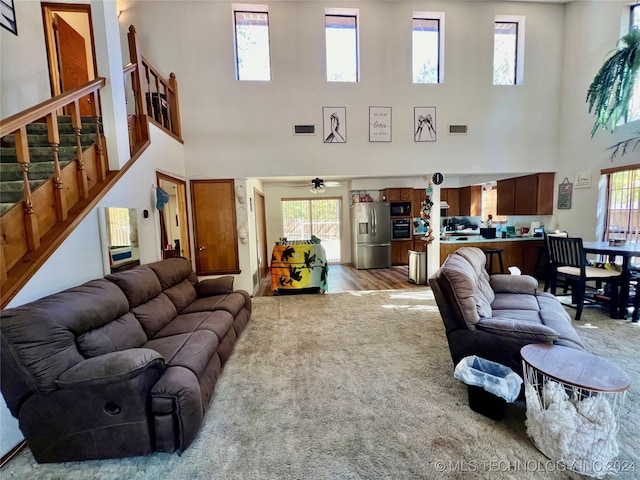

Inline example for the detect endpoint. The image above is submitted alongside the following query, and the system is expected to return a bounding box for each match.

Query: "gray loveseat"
[1,257,251,463]
[429,247,583,375]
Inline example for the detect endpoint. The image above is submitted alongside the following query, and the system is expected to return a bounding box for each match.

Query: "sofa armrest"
[490,274,538,294]
[476,318,559,343]
[55,348,165,389]
[196,276,234,297]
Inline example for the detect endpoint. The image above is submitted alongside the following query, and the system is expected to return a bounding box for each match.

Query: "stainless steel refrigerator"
[351,202,391,269]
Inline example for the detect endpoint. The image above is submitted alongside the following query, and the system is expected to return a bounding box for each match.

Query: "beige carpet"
[2,288,639,479]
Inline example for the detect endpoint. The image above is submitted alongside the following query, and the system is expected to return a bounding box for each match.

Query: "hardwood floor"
[254,264,429,296]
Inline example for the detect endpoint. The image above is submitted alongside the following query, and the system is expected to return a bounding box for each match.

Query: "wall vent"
[293,124,316,135]
[448,124,468,134]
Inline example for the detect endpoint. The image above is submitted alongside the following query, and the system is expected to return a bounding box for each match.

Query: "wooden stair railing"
[125,25,182,143]
[0,79,111,306]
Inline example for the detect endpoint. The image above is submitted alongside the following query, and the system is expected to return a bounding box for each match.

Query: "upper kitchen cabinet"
[441,188,460,216]
[412,188,426,217]
[381,188,413,202]
[458,186,482,216]
[497,173,555,215]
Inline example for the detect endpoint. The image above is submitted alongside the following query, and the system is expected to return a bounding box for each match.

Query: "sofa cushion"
[196,277,234,296]
[76,312,147,358]
[107,267,163,309]
[491,293,541,311]
[0,279,129,393]
[56,348,165,388]
[154,311,235,341]
[490,274,538,294]
[441,254,482,329]
[182,292,247,317]
[147,257,198,290]
[163,280,198,313]
[455,248,496,303]
[144,331,220,378]
[131,293,178,338]
[476,317,559,342]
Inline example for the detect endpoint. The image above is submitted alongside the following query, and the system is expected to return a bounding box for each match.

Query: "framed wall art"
[1,0,18,35]
[322,107,347,143]
[414,106,436,142]
[369,106,392,142]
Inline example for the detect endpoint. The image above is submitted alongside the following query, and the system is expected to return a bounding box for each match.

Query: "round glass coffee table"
[521,343,630,478]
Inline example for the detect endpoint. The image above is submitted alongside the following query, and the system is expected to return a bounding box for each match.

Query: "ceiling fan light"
[310,177,325,193]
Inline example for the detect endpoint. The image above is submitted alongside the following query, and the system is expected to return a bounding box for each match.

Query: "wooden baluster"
[127,25,149,145]
[70,100,89,198]
[154,75,165,128]
[0,242,7,283]
[146,67,154,121]
[169,73,181,138]
[46,114,68,221]
[15,127,40,250]
[92,90,106,181]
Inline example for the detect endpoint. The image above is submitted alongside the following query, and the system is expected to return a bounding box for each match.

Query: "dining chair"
[541,231,569,292]
[546,236,622,319]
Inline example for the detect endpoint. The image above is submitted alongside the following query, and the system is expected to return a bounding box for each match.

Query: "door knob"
[199,246,206,251]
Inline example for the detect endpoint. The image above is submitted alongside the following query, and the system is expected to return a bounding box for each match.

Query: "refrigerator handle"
[372,207,376,234]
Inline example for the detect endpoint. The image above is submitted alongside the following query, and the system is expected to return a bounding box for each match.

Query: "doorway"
[254,188,268,280]
[42,3,97,115]
[156,172,191,261]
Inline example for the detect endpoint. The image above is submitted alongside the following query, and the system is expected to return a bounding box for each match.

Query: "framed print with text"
[369,106,392,142]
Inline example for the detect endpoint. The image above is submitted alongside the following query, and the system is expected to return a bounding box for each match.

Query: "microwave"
[391,218,412,240]
[390,202,412,217]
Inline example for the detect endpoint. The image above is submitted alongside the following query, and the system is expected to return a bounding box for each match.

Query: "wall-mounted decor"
[322,107,347,143]
[369,106,392,142]
[557,177,573,209]
[414,106,436,142]
[1,0,18,35]
[574,172,592,189]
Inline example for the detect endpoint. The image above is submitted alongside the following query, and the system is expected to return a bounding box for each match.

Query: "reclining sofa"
[1,257,251,463]
[429,247,584,375]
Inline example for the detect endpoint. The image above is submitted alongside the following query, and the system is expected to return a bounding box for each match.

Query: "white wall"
[119,0,565,181]
[556,0,640,241]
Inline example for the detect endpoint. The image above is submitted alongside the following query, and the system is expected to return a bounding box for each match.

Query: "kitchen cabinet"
[497,173,554,215]
[381,188,412,202]
[412,188,426,217]
[458,186,482,216]
[441,188,460,216]
[391,240,412,265]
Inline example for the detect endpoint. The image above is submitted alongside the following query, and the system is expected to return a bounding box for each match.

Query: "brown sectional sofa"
[429,247,584,376]
[0,257,251,463]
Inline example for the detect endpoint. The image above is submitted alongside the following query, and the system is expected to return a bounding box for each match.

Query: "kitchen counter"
[440,236,544,243]
[439,237,545,276]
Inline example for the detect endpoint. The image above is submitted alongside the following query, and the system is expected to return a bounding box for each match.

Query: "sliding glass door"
[281,197,342,263]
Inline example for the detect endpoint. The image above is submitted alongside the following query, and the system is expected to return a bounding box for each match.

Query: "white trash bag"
[454,355,523,403]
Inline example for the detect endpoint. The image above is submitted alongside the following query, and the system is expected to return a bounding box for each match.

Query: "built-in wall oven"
[391,218,412,240]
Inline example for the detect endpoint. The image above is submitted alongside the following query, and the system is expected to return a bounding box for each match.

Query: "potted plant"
[586,28,640,158]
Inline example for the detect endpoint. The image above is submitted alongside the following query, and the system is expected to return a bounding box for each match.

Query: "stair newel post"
[127,25,149,144]
[70,100,89,199]
[169,73,182,138]
[0,243,6,283]
[91,90,106,182]
[14,127,40,250]
[46,113,68,221]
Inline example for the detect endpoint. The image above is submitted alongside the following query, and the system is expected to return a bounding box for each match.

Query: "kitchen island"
[439,236,545,276]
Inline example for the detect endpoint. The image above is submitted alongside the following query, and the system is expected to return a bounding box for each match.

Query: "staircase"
[0,116,99,217]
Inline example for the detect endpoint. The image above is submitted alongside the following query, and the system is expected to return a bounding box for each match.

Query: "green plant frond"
[587,27,640,137]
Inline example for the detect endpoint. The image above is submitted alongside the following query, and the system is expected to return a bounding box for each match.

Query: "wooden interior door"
[254,189,268,277]
[191,179,240,275]
[157,173,191,260]
[54,13,93,115]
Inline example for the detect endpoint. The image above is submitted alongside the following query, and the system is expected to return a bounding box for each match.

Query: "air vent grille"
[448,124,468,134]
[293,125,316,135]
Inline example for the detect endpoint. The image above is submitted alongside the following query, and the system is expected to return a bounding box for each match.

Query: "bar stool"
[482,248,504,274]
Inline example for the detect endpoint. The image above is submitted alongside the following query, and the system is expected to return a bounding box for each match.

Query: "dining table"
[583,241,640,321]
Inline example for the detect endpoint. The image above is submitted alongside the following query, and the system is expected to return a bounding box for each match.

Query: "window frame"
[325,8,360,83]
[600,164,640,243]
[412,12,445,84]
[493,15,525,86]
[232,4,272,81]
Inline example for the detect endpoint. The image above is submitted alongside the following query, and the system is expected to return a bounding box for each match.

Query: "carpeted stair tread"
[0,146,78,163]
[0,203,16,216]
[0,179,47,203]
[1,133,96,147]
[0,161,70,182]
[25,119,100,135]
